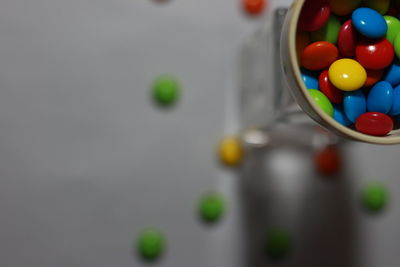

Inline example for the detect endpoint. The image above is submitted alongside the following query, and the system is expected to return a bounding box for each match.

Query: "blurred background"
[0,0,399,266]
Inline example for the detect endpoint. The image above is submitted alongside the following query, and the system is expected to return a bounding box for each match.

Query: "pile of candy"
[298,0,400,136]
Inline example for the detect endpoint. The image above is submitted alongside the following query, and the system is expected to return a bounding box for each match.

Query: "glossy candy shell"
[356,38,394,70]
[352,8,388,39]
[355,112,393,136]
[301,41,338,71]
[311,15,341,44]
[393,33,400,59]
[319,70,343,103]
[338,20,358,57]
[308,89,334,117]
[383,60,400,85]
[344,90,367,123]
[301,69,319,89]
[333,105,353,126]
[328,0,361,16]
[367,81,393,114]
[328,59,367,91]
[298,0,330,32]
[365,69,384,87]
[384,16,400,44]
[390,85,400,115]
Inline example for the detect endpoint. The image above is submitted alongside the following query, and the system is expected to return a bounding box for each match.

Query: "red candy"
[355,112,394,136]
[315,146,342,175]
[298,0,331,32]
[319,70,343,104]
[356,38,394,70]
[301,41,339,70]
[338,20,358,57]
[364,69,384,87]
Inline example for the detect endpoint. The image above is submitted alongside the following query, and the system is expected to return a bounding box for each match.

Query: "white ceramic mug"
[281,0,400,145]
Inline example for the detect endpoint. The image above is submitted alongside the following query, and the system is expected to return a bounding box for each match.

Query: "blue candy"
[333,105,353,126]
[383,60,400,86]
[301,69,319,89]
[352,8,387,39]
[344,90,367,123]
[367,81,393,114]
[390,85,400,116]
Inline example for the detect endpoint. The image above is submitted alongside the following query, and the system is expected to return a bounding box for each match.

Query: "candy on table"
[328,59,367,91]
[338,20,358,57]
[319,70,343,104]
[218,136,244,167]
[352,8,387,38]
[198,192,226,223]
[343,90,366,123]
[265,228,292,260]
[311,15,341,44]
[136,229,166,261]
[355,38,394,70]
[314,145,342,175]
[308,89,334,117]
[242,0,266,16]
[328,0,361,16]
[362,183,388,212]
[356,112,394,136]
[152,75,181,106]
[301,69,319,89]
[367,81,393,114]
[301,41,338,71]
[297,2,400,137]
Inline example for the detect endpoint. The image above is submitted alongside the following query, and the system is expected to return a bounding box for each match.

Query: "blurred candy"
[355,112,393,136]
[265,229,292,259]
[315,145,342,175]
[344,90,367,123]
[311,15,341,43]
[362,183,388,212]
[383,60,400,85]
[296,30,311,62]
[334,104,353,126]
[367,81,393,114]
[218,136,244,167]
[319,70,343,103]
[298,0,330,32]
[308,89,334,117]
[242,0,266,16]
[393,31,400,59]
[356,38,394,70]
[365,69,384,87]
[301,69,319,89]
[198,192,226,223]
[301,41,338,70]
[338,20,358,57]
[137,229,166,261]
[389,85,400,115]
[328,59,367,91]
[352,8,387,39]
[384,16,400,44]
[152,75,181,106]
[328,0,361,16]
[363,0,390,15]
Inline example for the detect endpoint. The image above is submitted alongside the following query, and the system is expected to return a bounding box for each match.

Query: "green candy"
[198,192,226,223]
[265,229,292,260]
[384,16,400,44]
[308,89,334,117]
[136,229,166,261]
[394,33,400,59]
[362,183,388,212]
[311,15,341,44]
[152,75,180,106]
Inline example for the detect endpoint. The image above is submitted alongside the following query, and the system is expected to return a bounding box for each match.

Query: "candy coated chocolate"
[352,8,387,39]
[344,90,367,123]
[355,112,393,136]
[338,20,358,57]
[356,38,394,70]
[367,81,393,114]
[299,0,331,32]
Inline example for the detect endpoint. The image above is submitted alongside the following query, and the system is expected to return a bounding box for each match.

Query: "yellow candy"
[329,0,362,16]
[218,136,243,167]
[328,59,367,92]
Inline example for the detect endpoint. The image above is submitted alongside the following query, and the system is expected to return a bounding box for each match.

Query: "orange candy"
[364,69,384,87]
[315,146,342,175]
[242,0,266,15]
[301,41,339,71]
